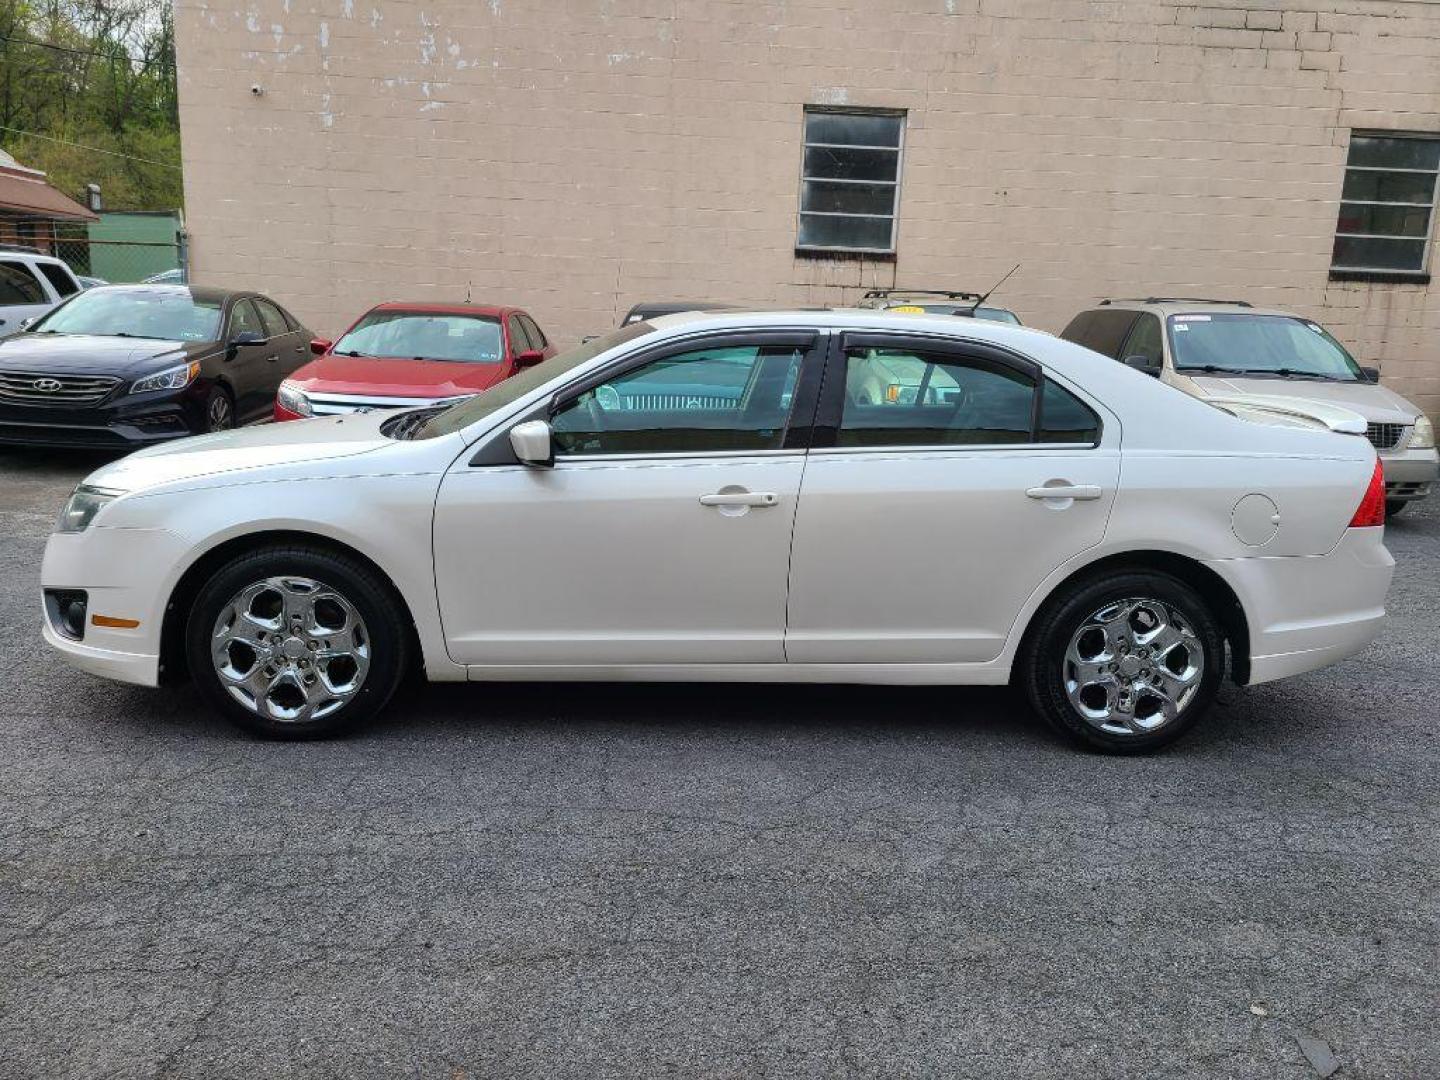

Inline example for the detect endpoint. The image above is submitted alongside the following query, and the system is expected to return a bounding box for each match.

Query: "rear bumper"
[1208,527,1394,686]
[1381,445,1438,501]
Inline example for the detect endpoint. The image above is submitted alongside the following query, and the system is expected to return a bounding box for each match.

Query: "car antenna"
[967,263,1020,314]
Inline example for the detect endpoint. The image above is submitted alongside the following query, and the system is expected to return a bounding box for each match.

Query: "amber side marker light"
[1348,459,1386,528]
[91,614,140,629]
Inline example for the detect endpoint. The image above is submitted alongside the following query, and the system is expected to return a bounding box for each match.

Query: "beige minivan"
[1061,298,1438,517]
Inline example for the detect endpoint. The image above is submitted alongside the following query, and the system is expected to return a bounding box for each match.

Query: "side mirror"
[514,348,545,368]
[1360,365,1381,383]
[509,419,554,468]
[310,337,333,356]
[1122,354,1163,378]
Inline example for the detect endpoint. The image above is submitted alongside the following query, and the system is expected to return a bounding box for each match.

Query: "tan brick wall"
[177,0,1440,417]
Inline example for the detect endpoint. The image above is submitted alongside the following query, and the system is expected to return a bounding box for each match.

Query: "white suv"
[0,248,84,339]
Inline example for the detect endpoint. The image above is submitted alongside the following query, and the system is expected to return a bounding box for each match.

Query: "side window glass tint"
[1088,310,1140,358]
[509,316,532,352]
[838,348,1036,447]
[0,262,47,304]
[254,299,289,339]
[1039,379,1100,444]
[37,262,79,297]
[522,314,547,347]
[551,343,804,455]
[1120,314,1163,364]
[229,300,264,339]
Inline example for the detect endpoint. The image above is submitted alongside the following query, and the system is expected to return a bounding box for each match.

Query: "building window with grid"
[1332,133,1440,276]
[797,108,905,255]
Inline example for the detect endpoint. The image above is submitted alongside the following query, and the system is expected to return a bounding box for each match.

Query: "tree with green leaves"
[0,0,180,210]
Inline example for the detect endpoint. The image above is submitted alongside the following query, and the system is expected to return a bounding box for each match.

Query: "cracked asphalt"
[1,448,1437,1079]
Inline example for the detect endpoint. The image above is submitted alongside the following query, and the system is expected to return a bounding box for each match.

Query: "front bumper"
[41,524,193,687]
[0,387,204,448]
[1208,527,1394,686]
[1380,444,1438,501]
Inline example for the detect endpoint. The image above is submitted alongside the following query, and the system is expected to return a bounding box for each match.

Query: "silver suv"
[1061,298,1437,517]
[0,247,83,339]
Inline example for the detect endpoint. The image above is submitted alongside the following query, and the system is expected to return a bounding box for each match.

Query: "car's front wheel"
[186,545,410,738]
[1019,570,1225,753]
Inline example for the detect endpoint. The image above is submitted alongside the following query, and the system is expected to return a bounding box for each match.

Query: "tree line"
[0,0,180,211]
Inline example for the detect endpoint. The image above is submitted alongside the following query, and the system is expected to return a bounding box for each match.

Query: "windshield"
[32,288,221,341]
[1168,314,1362,380]
[334,311,505,363]
[412,321,657,439]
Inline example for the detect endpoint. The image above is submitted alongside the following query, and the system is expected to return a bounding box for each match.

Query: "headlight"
[56,484,124,533]
[1409,414,1435,450]
[277,381,314,417]
[131,360,200,395]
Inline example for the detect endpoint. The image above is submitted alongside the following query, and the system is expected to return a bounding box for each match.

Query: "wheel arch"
[159,528,423,685]
[1014,549,1252,686]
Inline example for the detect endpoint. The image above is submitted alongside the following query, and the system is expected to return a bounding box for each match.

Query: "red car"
[274,301,555,420]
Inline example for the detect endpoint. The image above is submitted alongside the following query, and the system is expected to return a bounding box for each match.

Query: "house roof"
[0,161,98,222]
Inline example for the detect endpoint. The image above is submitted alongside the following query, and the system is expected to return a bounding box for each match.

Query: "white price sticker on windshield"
[1172,314,1211,321]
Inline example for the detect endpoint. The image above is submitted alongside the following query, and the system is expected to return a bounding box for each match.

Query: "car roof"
[1091,298,1302,319]
[645,307,1052,342]
[372,301,514,317]
[82,283,246,305]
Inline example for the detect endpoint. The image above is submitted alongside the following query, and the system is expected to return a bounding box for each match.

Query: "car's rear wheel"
[1385,499,1408,519]
[185,546,409,738]
[1019,571,1225,753]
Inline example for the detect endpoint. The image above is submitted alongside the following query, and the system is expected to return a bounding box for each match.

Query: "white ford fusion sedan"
[42,310,1393,752]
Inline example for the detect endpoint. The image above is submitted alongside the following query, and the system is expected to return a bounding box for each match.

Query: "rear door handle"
[264,354,279,362]
[699,491,779,508]
[1026,484,1102,501]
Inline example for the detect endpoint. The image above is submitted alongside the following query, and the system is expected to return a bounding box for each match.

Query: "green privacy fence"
[54,210,186,284]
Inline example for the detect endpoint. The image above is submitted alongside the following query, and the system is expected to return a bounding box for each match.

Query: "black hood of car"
[0,333,217,376]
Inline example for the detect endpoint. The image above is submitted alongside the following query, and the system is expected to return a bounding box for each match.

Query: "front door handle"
[699,491,779,508]
[264,354,279,362]
[1026,484,1102,501]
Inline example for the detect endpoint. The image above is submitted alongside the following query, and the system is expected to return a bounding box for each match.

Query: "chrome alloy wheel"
[1063,597,1205,736]
[208,393,233,431]
[211,576,370,723]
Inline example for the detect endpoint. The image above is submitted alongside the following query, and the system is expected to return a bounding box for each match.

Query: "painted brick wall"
[176,0,1440,417]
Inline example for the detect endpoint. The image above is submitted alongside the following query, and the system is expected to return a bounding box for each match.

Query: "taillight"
[1349,458,1386,528]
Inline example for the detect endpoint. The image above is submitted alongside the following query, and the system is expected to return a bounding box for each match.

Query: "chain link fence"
[52,215,187,285]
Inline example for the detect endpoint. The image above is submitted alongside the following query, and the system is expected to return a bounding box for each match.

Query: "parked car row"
[39,304,1399,755]
[2,280,1435,518]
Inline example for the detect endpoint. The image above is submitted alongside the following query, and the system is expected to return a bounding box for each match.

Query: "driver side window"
[229,300,265,340]
[551,342,805,456]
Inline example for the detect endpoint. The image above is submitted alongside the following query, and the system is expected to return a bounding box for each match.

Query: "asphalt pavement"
[1,448,1436,1079]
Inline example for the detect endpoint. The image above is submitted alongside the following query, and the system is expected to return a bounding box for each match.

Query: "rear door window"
[839,347,1037,447]
[0,261,47,304]
[253,298,290,339]
[1062,309,1139,358]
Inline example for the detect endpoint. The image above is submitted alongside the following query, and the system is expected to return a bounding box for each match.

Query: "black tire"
[185,545,410,739]
[1018,570,1225,754]
[203,385,234,433]
[1385,499,1408,520]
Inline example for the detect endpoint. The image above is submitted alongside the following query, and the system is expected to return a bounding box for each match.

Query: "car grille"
[1365,422,1408,451]
[619,393,737,411]
[0,371,121,407]
[306,391,475,416]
